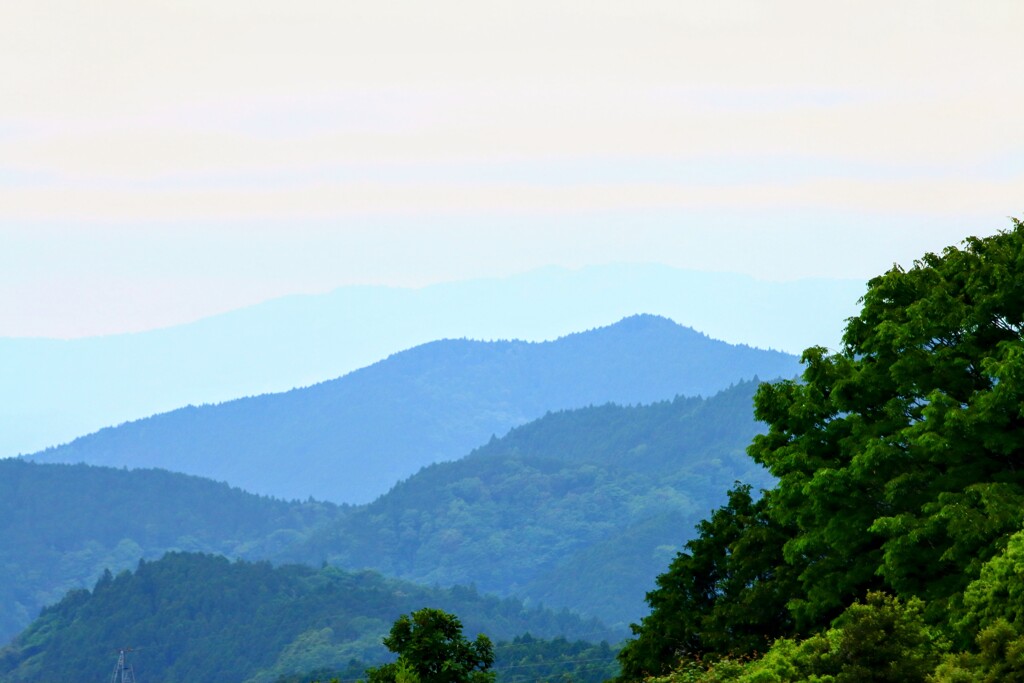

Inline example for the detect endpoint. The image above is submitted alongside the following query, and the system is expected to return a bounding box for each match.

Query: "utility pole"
[111,647,138,683]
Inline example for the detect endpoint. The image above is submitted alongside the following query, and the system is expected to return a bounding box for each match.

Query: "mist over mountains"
[27,315,798,503]
[0,264,861,458]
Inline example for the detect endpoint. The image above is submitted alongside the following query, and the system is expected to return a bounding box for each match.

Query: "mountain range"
[3,379,772,644]
[1,313,800,679]
[28,315,799,503]
[0,264,862,458]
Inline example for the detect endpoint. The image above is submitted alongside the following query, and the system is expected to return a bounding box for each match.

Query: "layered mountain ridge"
[1,264,860,458]
[29,315,798,503]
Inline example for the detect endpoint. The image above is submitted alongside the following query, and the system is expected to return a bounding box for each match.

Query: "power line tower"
[111,647,139,683]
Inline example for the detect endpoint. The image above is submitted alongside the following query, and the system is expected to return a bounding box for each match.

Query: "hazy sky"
[2,1,1022,337]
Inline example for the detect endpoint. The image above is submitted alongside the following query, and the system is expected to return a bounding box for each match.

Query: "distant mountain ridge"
[28,315,799,503]
[0,264,862,457]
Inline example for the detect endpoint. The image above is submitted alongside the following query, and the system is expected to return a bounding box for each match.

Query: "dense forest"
[0,460,341,644]
[29,315,798,503]
[614,221,1024,681]
[0,553,617,683]
[1,379,769,646]
[289,380,772,629]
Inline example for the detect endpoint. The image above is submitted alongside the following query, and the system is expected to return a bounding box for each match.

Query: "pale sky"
[2,0,1022,338]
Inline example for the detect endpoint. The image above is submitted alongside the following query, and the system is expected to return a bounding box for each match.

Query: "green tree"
[617,484,795,679]
[616,220,1024,682]
[394,659,422,683]
[365,608,495,683]
[749,220,1024,630]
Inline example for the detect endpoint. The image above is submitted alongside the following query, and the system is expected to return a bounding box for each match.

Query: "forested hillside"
[615,222,1024,681]
[275,634,620,683]
[2,379,769,646]
[291,380,772,629]
[28,315,798,503]
[0,460,341,645]
[0,553,617,683]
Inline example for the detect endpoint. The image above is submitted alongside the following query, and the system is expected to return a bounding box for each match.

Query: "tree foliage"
[278,634,619,683]
[0,459,341,645]
[749,220,1024,629]
[618,220,1024,680]
[649,592,943,683]
[365,609,495,683]
[929,527,1024,681]
[0,553,610,683]
[617,485,794,679]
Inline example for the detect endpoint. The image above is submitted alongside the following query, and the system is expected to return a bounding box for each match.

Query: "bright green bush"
[650,593,942,683]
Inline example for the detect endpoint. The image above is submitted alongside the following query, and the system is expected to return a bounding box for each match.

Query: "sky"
[2,0,1022,338]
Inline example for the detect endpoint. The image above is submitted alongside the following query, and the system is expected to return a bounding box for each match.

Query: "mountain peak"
[611,313,707,336]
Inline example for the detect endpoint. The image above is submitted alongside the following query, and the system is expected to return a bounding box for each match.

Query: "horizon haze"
[2,2,1020,338]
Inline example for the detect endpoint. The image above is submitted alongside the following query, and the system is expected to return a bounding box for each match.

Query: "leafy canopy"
[365,608,495,683]
[616,484,794,680]
[619,219,1024,679]
[750,219,1024,628]
[0,553,598,683]
[650,592,944,683]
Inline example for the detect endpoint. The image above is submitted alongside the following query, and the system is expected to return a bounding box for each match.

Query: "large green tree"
[750,220,1024,629]
[365,608,495,683]
[618,220,1024,679]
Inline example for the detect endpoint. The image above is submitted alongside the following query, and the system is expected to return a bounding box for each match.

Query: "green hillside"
[0,553,616,683]
[294,380,773,629]
[276,634,620,683]
[0,460,340,645]
[1,381,769,646]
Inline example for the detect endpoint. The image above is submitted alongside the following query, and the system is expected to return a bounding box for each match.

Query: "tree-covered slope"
[291,380,773,629]
[0,460,341,646]
[0,553,616,683]
[29,315,798,503]
[275,634,621,683]
[2,378,772,647]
